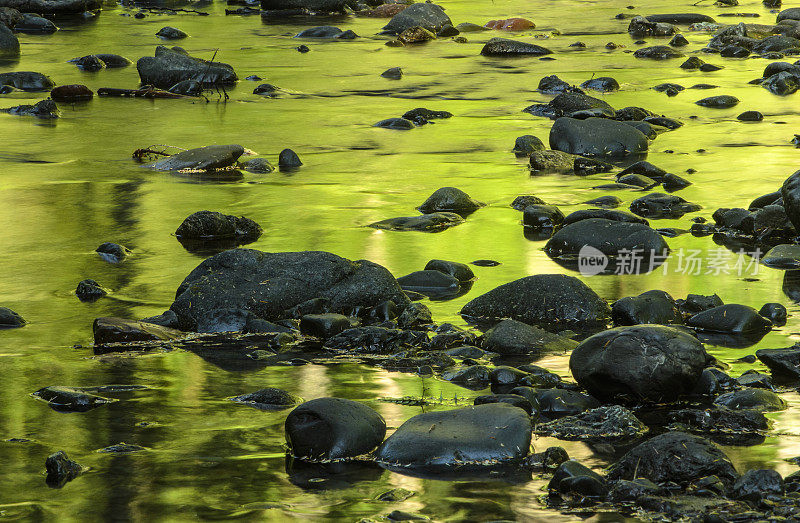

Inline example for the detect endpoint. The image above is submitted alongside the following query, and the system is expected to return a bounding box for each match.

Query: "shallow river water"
[4,0,800,520]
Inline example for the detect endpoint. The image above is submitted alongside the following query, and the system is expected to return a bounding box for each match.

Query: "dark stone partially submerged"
[175,211,262,254]
[382,3,451,35]
[76,279,107,302]
[0,71,53,91]
[148,145,245,172]
[230,388,302,410]
[606,431,739,486]
[45,451,83,488]
[0,307,25,328]
[137,46,238,90]
[569,325,708,402]
[687,304,772,334]
[534,405,647,441]
[376,403,531,471]
[757,345,800,379]
[285,398,386,460]
[482,319,577,355]
[368,213,465,232]
[481,37,552,56]
[170,249,409,331]
[549,117,649,157]
[460,274,611,331]
[32,386,115,412]
[417,187,484,214]
[93,317,184,345]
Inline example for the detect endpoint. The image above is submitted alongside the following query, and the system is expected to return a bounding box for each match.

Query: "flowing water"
[3,0,800,519]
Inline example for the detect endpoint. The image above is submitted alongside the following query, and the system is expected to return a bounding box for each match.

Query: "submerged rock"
[695,95,739,108]
[525,93,614,119]
[137,46,238,90]
[482,319,577,355]
[175,210,262,241]
[32,386,115,412]
[757,346,800,379]
[92,317,184,345]
[0,22,18,57]
[714,388,787,411]
[50,84,93,103]
[95,242,130,263]
[417,187,484,214]
[368,213,465,232]
[612,290,683,326]
[156,26,187,39]
[2,99,59,118]
[781,170,800,230]
[529,150,574,173]
[544,218,668,264]
[0,71,53,91]
[460,274,611,331]
[569,325,708,402]
[607,431,738,486]
[424,259,474,282]
[629,192,701,218]
[548,460,607,498]
[634,45,684,59]
[549,117,649,157]
[376,403,531,470]
[45,451,83,488]
[75,279,107,302]
[170,249,409,331]
[686,304,772,334]
[230,387,301,409]
[0,307,25,328]
[382,3,451,35]
[285,398,386,460]
[481,37,552,56]
[513,135,545,155]
[373,117,414,130]
[535,405,647,441]
[148,145,244,172]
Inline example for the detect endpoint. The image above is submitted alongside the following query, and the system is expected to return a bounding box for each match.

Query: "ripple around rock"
[375,403,532,471]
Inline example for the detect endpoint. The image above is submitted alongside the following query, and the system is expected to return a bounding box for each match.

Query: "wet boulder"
[14,13,55,34]
[535,389,600,419]
[752,34,800,54]
[240,158,274,173]
[50,84,93,103]
[2,99,58,118]
[525,92,614,119]
[175,210,262,242]
[382,3,451,35]
[629,192,701,218]
[482,319,577,355]
[780,169,800,230]
[424,259,474,282]
[0,23,18,57]
[299,313,351,338]
[156,26,187,39]
[634,45,684,59]
[474,394,533,414]
[136,46,238,90]
[95,242,129,264]
[375,403,532,470]
[396,270,460,299]
[529,150,575,173]
[285,398,386,460]
[756,346,800,379]
[278,149,302,169]
[537,75,581,94]
[584,195,621,208]
[45,451,83,488]
[32,386,114,413]
[460,274,611,331]
[534,405,647,441]
[763,71,800,95]
[441,365,490,389]
[548,460,607,498]
[149,145,244,171]
[569,325,708,402]
[646,13,715,24]
[513,135,545,155]
[607,431,738,486]
[368,212,465,232]
[92,317,184,345]
[402,108,452,121]
[0,307,25,327]
[480,37,552,56]
[325,326,427,354]
[170,249,409,330]
[612,290,683,326]
[695,95,739,108]
[230,387,301,409]
[75,279,107,302]
[373,117,414,130]
[417,187,484,214]
[522,204,563,229]
[0,0,101,14]
[666,407,768,434]
[561,209,646,226]
[686,304,772,334]
[714,388,787,411]
[580,77,619,93]
[549,117,649,157]
[628,15,677,37]
[731,469,783,503]
[609,478,666,502]
[261,0,347,12]
[544,218,668,262]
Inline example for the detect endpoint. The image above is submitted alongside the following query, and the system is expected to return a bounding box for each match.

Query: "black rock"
[535,389,600,418]
[368,213,465,232]
[753,34,800,54]
[97,443,146,453]
[526,92,615,119]
[630,192,701,218]
[549,117,649,157]
[580,77,619,92]
[92,317,183,345]
[620,163,668,181]
[460,274,611,331]
[525,446,570,470]
[763,244,800,269]
[782,169,800,230]
[654,82,685,94]
[325,326,426,354]
[628,15,677,37]
[537,75,581,94]
[75,279,107,302]
[714,388,787,411]
[618,173,657,188]
[609,478,666,502]
[375,403,532,470]
[583,196,621,208]
[737,110,763,121]
[175,211,262,244]
[296,25,346,38]
[441,365,490,389]
[0,307,25,327]
[149,145,244,171]
[156,26,187,39]
[670,34,689,46]
[136,46,237,90]
[230,387,301,409]
[522,204,563,229]
[473,394,533,415]
[666,407,768,434]
[482,319,577,355]
[731,469,784,502]
[95,242,130,263]
[0,71,54,91]
[720,45,749,57]
[662,173,692,190]
[634,45,684,59]
[285,398,386,460]
[513,135,545,156]
[537,405,647,442]
[299,313,351,338]
[373,117,415,130]
[402,108,452,121]
[570,325,708,402]
[763,71,799,95]
[510,195,545,210]
[278,148,302,169]
[607,432,738,486]
[45,451,83,488]
[0,22,19,57]
[169,79,203,96]
[424,259,474,282]
[695,95,739,108]
[736,370,773,390]
[381,67,402,79]
[382,3,451,35]
[529,150,575,173]
[240,158,274,173]
[756,346,800,378]
[170,249,409,331]
[573,156,613,176]
[396,270,460,299]
[139,310,179,328]
[3,99,59,118]
[32,386,114,412]
[480,37,552,56]
[548,460,607,496]
[15,14,57,34]
[646,13,716,24]
[679,293,724,314]
[261,0,348,12]
[417,187,483,214]
[612,290,683,326]
[687,304,772,334]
